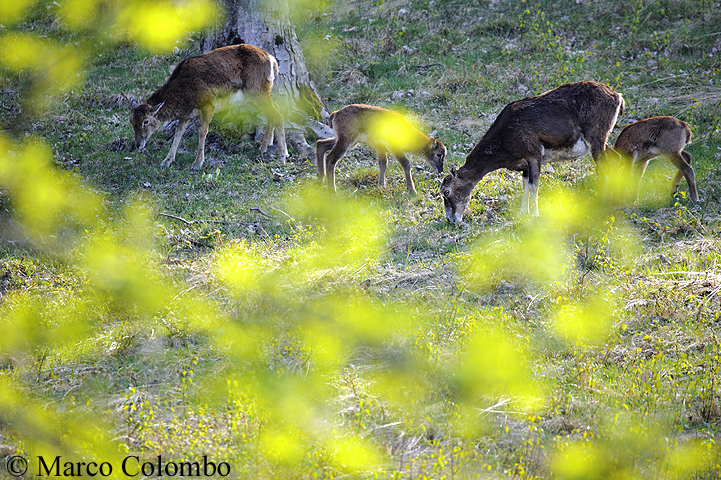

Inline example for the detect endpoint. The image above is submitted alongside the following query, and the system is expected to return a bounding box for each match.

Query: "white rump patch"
[212,90,247,111]
[269,56,278,82]
[611,102,622,131]
[571,135,591,156]
[543,135,591,163]
[228,90,246,105]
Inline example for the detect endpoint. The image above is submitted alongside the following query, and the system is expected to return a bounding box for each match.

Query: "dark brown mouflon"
[441,81,624,222]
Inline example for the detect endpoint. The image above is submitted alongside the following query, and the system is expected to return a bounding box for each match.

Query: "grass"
[1,0,721,478]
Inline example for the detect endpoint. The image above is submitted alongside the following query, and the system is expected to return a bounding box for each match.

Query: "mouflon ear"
[150,102,165,116]
[450,166,457,177]
[130,99,140,110]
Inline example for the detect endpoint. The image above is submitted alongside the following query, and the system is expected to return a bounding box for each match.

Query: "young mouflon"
[316,104,446,195]
[613,116,697,202]
[441,81,624,222]
[129,44,287,170]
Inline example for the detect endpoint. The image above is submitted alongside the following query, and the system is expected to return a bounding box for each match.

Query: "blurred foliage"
[1,0,720,478]
[0,0,218,120]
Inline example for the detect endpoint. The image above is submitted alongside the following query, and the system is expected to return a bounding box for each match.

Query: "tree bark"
[201,0,333,155]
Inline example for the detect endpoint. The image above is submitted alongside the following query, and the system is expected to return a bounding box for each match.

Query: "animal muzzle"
[444,206,462,224]
[132,137,147,151]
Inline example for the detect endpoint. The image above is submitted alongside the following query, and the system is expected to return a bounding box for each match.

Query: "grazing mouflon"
[316,104,446,195]
[129,44,287,170]
[441,81,624,222]
[613,116,697,202]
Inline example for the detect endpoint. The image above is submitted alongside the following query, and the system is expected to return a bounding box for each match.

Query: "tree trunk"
[201,0,333,156]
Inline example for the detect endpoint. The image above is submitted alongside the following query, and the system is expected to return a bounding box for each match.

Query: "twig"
[188,239,214,249]
[477,398,521,416]
[369,421,403,432]
[271,207,293,219]
[158,212,228,225]
[158,212,193,225]
[415,63,443,70]
[649,271,718,276]
[173,283,199,301]
[250,207,274,218]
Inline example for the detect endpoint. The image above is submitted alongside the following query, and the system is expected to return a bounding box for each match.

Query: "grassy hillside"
[1,0,721,478]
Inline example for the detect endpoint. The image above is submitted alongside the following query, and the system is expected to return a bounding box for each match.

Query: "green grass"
[2,0,721,478]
